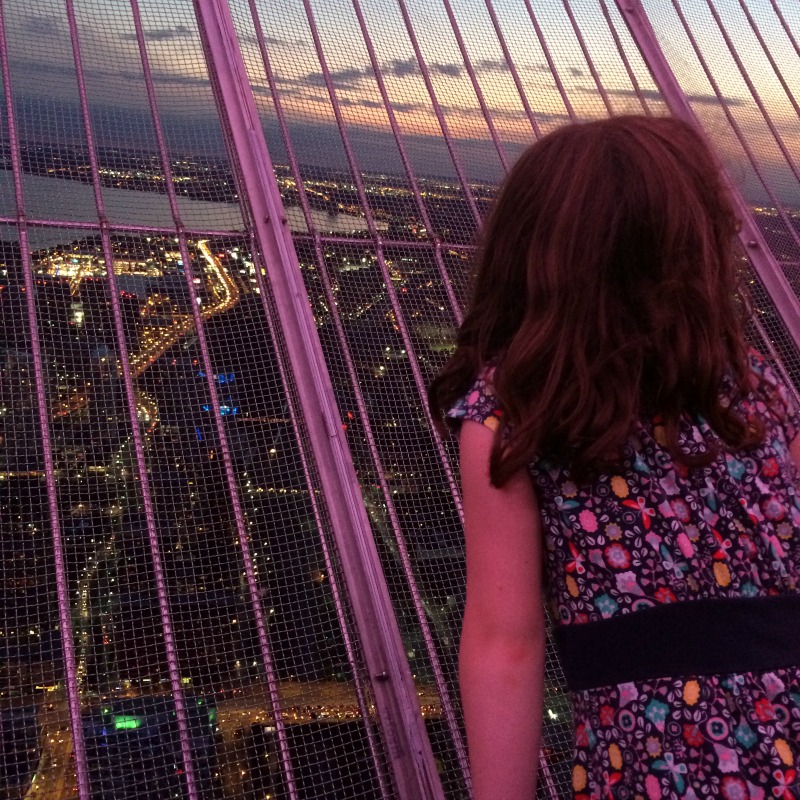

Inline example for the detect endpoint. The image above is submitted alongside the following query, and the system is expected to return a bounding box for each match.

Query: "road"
[129,240,239,376]
[24,240,241,799]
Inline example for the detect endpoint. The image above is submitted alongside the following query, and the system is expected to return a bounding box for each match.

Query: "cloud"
[296,60,465,90]
[81,65,211,90]
[690,92,745,107]
[599,87,745,107]
[119,25,193,43]
[439,103,563,124]
[302,66,372,89]
[476,59,510,73]
[389,101,421,113]
[10,58,72,77]
[385,57,550,79]
[8,56,213,98]
[523,63,553,74]
[22,16,61,37]
[239,33,309,49]
[382,58,463,79]
[150,72,211,88]
[339,97,422,114]
[384,58,419,78]
[431,62,462,78]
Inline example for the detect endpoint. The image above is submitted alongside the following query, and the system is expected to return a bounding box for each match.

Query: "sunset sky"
[2,0,799,196]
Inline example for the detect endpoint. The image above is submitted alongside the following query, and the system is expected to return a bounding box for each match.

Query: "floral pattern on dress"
[447,351,800,798]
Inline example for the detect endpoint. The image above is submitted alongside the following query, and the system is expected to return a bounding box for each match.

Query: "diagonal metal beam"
[615,0,800,355]
[192,1,446,797]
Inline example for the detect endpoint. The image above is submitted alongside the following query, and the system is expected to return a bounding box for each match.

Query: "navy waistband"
[553,593,800,692]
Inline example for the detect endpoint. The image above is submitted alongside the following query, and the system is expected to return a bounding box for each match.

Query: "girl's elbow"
[459,623,546,671]
[460,603,547,652]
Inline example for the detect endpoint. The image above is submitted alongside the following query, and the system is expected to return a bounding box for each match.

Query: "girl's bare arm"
[458,419,547,800]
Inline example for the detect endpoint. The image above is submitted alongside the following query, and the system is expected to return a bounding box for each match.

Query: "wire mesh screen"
[228,1,674,798]
[637,0,800,385]
[230,0,800,798]
[0,1,391,798]
[2,1,800,800]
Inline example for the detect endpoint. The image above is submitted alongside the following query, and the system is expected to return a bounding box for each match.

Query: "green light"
[208,709,217,724]
[113,715,141,730]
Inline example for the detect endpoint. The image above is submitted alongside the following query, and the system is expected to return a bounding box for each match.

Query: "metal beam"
[192,1,446,798]
[615,0,800,355]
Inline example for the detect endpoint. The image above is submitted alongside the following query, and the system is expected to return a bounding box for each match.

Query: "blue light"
[200,404,239,416]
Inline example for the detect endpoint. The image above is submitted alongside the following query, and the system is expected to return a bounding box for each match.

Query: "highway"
[129,240,239,376]
[24,241,241,798]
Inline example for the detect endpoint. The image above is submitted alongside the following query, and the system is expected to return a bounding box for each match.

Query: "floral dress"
[447,352,800,799]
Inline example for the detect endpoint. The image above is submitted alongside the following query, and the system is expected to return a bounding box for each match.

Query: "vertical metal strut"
[0,3,92,796]
[615,0,800,354]
[246,0,470,788]
[192,1,446,798]
[130,2,299,795]
[64,1,200,794]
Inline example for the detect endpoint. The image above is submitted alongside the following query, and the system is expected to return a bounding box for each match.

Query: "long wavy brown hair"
[429,115,764,486]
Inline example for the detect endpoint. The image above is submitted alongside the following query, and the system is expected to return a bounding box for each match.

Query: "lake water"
[0,170,377,249]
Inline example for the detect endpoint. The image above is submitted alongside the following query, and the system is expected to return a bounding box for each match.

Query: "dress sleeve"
[445,363,503,435]
[749,348,800,443]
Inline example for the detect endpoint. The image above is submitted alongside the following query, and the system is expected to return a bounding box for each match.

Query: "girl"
[430,115,800,799]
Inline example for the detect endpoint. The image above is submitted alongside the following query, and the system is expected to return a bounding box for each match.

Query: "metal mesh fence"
[1,1,800,800]
[0,1,392,798]
[636,0,800,383]
[232,0,800,798]
[231,1,668,797]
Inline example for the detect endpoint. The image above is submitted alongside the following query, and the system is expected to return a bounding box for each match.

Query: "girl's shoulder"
[444,362,502,434]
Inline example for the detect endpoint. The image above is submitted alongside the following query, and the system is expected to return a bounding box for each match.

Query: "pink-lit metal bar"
[562,0,614,115]
[751,312,800,406]
[769,0,800,62]
[296,1,472,786]
[272,140,471,794]
[665,0,800,254]
[64,2,200,795]
[0,215,244,238]
[131,2,299,795]
[0,4,92,797]
[616,0,800,352]
[194,1,445,797]
[233,10,392,789]
[348,0,464,324]
[483,0,542,137]
[247,222,395,797]
[394,0,483,226]
[0,213,472,250]
[521,0,577,121]
[598,0,651,115]
[300,0,464,518]
[703,0,800,185]
[294,232,476,250]
[539,753,560,800]
[244,28,466,769]
[440,0,509,171]
[242,221,393,799]
[737,0,800,122]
